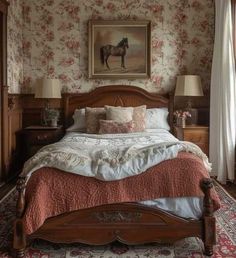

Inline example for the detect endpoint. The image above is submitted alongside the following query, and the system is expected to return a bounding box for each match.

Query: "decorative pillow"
[105,106,133,123]
[85,107,106,134]
[66,108,86,132]
[99,120,134,134]
[145,108,170,131]
[132,105,146,132]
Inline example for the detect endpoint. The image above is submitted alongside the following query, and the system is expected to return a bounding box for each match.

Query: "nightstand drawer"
[183,131,208,144]
[28,145,44,157]
[26,130,62,145]
[18,126,64,162]
[174,126,209,156]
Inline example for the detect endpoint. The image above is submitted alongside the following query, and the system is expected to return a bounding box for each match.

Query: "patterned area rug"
[0,181,236,258]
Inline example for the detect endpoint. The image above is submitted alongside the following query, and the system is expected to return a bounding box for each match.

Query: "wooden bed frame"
[13,85,216,257]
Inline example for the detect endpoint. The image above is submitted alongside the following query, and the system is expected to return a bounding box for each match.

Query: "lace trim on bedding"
[22,139,211,182]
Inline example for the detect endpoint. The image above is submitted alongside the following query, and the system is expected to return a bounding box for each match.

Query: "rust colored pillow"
[99,120,134,134]
[85,107,106,134]
[133,105,146,132]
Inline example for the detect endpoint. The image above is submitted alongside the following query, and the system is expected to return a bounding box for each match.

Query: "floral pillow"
[133,105,146,132]
[85,107,106,134]
[99,120,134,134]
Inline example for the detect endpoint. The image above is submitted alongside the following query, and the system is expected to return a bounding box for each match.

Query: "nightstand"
[18,126,64,162]
[174,125,209,156]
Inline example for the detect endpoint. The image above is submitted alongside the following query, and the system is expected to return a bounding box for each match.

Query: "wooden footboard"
[13,177,216,257]
[30,203,203,244]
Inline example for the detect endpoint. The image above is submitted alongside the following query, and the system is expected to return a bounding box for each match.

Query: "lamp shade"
[175,75,204,96]
[35,78,61,99]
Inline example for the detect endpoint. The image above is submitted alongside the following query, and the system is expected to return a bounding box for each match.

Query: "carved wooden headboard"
[63,85,173,130]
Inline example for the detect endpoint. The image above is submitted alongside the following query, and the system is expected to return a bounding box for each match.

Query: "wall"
[8,0,215,94]
[7,0,24,93]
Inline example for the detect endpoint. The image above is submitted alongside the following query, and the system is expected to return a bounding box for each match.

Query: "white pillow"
[66,108,86,132]
[105,106,133,123]
[145,108,170,131]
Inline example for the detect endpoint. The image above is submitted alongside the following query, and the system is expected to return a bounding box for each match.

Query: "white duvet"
[22,129,210,181]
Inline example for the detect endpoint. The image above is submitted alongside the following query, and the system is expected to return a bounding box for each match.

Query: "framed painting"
[88,20,151,79]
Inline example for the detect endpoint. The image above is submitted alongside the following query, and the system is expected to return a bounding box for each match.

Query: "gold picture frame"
[88,20,151,79]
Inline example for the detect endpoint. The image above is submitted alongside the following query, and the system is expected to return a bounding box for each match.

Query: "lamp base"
[186,108,198,125]
[41,107,50,126]
[50,118,58,127]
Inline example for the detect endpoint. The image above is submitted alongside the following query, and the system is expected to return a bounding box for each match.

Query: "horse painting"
[100,38,129,70]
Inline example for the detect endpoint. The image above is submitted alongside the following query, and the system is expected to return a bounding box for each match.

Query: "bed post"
[168,91,174,133]
[201,178,216,256]
[13,176,26,258]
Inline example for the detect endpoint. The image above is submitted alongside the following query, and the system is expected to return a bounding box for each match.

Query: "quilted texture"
[22,152,220,235]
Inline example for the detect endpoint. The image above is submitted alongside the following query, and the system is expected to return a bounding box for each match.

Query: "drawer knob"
[37,135,48,140]
[189,136,202,143]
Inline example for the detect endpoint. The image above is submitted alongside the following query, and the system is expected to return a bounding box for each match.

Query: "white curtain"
[210,0,236,184]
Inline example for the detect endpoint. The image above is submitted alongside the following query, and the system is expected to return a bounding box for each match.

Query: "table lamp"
[175,75,203,125]
[35,78,61,126]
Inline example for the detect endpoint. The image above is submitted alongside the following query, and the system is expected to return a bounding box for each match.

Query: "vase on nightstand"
[50,118,58,127]
[177,117,186,128]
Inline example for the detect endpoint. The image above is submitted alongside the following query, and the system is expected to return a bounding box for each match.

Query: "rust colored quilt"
[23,152,220,235]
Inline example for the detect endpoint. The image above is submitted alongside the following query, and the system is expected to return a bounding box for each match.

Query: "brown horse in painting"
[100,38,129,70]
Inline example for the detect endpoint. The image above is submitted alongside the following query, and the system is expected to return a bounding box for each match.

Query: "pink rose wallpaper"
[7,0,24,93]
[7,0,215,94]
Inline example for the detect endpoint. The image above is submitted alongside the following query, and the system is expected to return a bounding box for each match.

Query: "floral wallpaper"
[7,0,24,93]
[7,0,215,94]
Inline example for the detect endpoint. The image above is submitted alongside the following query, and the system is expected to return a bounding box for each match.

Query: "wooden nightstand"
[18,126,64,162]
[174,125,209,156]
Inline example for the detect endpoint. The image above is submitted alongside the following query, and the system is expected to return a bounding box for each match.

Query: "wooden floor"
[0,181,15,201]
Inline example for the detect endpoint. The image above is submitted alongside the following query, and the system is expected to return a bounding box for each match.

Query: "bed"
[13,85,218,257]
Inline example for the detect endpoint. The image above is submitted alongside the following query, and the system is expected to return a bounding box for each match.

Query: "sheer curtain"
[210,0,236,184]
